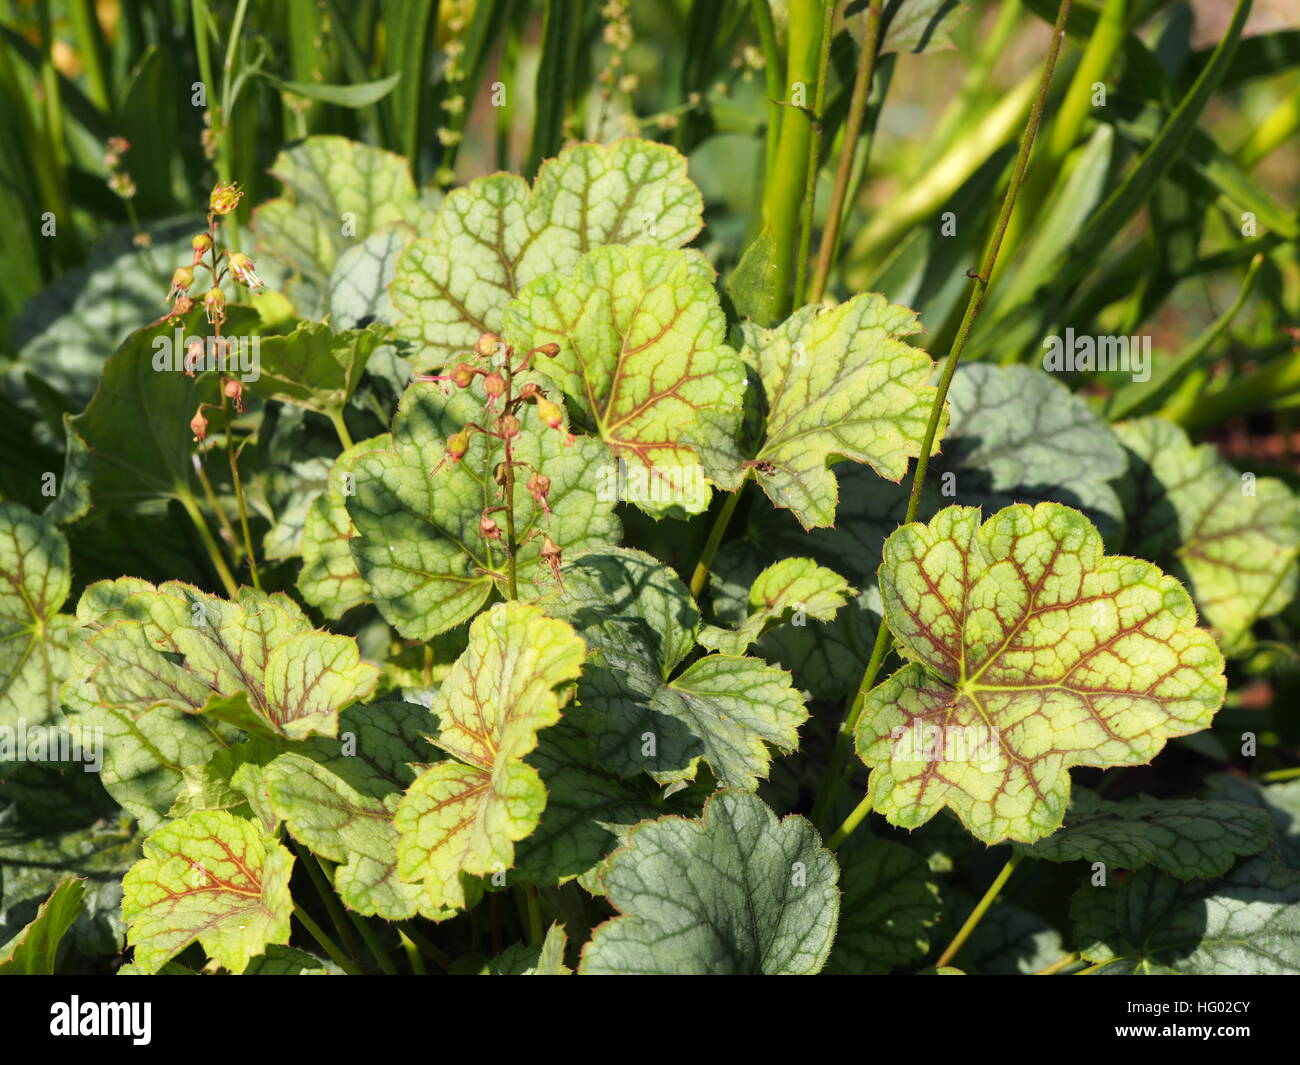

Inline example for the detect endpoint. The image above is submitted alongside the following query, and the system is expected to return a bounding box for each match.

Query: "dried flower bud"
[190,407,208,443]
[451,362,478,388]
[540,534,563,584]
[223,376,244,413]
[203,286,226,325]
[185,339,205,376]
[209,181,243,216]
[483,372,506,399]
[493,462,510,487]
[479,513,501,540]
[171,294,195,318]
[476,332,502,358]
[535,342,561,359]
[518,382,542,402]
[494,413,520,439]
[527,472,552,518]
[168,266,195,303]
[227,252,265,290]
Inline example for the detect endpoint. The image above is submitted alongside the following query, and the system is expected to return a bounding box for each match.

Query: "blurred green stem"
[810,0,881,304]
[793,0,836,306]
[760,0,826,319]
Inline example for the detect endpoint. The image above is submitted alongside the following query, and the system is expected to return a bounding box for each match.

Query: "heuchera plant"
[2,0,1299,979]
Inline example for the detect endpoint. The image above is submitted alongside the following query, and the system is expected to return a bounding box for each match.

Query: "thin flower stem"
[809,0,881,305]
[177,489,239,597]
[192,452,243,560]
[525,884,543,946]
[1074,961,1108,975]
[328,408,355,450]
[348,910,400,975]
[812,0,1075,836]
[399,929,428,975]
[220,391,261,590]
[936,851,1023,968]
[689,472,749,600]
[502,367,520,601]
[292,843,365,965]
[793,0,836,307]
[1035,951,1081,975]
[1263,766,1300,783]
[397,922,452,971]
[292,904,364,976]
[751,0,785,196]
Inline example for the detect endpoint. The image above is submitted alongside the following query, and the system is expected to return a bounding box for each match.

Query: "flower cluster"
[417,332,571,586]
[158,181,264,446]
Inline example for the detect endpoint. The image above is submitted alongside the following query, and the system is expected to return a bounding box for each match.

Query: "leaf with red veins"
[122,810,294,974]
[69,580,380,741]
[503,245,748,516]
[740,293,943,530]
[856,502,1227,844]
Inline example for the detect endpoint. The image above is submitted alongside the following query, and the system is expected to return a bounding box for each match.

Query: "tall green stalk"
[760,0,827,320]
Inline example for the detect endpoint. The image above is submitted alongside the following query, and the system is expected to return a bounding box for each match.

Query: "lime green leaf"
[856,502,1227,844]
[391,139,703,370]
[700,557,852,655]
[265,701,448,920]
[1016,788,1271,878]
[0,875,85,974]
[122,810,294,974]
[1205,774,1300,869]
[580,791,839,974]
[504,246,747,514]
[297,436,388,618]
[826,837,940,974]
[246,321,389,419]
[253,136,430,316]
[70,580,380,742]
[1072,857,1300,974]
[543,549,808,788]
[0,502,73,729]
[267,70,402,108]
[395,603,585,911]
[347,379,620,639]
[490,923,571,974]
[1115,417,1300,652]
[740,294,942,529]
